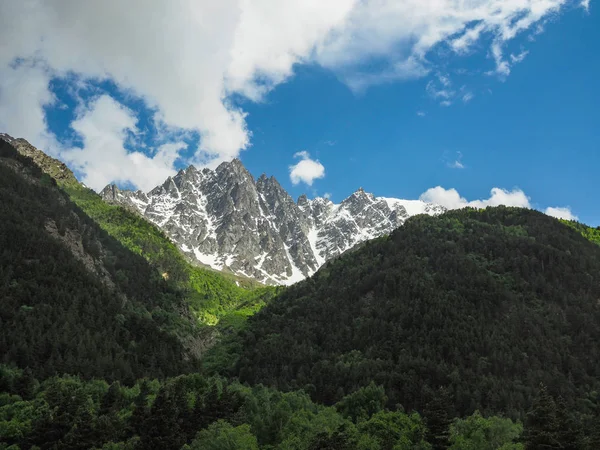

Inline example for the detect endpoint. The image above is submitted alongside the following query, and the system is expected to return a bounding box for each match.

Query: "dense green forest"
[0,139,274,383]
[2,137,600,448]
[5,364,593,449]
[0,140,203,382]
[232,208,600,422]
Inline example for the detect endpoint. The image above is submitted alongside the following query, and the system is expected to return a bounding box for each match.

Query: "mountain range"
[101,160,446,284]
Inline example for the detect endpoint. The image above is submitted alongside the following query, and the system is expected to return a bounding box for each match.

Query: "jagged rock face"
[101,160,446,284]
[1,133,78,186]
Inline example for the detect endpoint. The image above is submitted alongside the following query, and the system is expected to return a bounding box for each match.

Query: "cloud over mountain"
[0,0,582,190]
[289,151,326,186]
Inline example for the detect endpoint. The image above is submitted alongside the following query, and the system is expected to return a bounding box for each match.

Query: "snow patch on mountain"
[101,159,445,285]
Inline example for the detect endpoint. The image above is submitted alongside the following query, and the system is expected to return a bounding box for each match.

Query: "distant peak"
[99,184,122,201]
[352,187,372,199]
[101,183,119,192]
[257,173,287,198]
[161,176,178,191]
[216,157,249,175]
[297,194,309,205]
[175,164,201,184]
[3,135,79,186]
[230,157,244,167]
[0,132,15,143]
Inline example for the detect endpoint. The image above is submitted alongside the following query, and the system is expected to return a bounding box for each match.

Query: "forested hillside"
[0,139,200,382]
[6,137,278,324]
[62,181,278,328]
[561,220,600,246]
[234,207,600,421]
[2,136,600,448]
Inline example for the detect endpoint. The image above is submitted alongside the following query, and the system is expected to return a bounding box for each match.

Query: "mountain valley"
[1,134,600,449]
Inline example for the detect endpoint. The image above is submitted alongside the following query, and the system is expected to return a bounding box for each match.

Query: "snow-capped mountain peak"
[101,159,445,284]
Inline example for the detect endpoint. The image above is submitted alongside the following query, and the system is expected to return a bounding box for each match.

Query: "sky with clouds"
[0,0,597,225]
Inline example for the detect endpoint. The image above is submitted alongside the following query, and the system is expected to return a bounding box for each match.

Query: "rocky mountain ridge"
[101,160,446,284]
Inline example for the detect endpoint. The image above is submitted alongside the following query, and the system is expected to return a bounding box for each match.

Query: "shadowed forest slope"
[235,207,600,419]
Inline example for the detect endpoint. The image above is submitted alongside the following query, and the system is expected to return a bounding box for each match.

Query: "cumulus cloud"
[581,0,591,12]
[289,151,325,186]
[0,0,581,189]
[61,95,184,191]
[315,0,572,84]
[419,186,579,220]
[420,186,531,209]
[545,206,579,221]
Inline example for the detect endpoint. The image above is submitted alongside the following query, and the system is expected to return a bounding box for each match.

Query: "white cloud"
[581,0,591,12]
[545,206,579,221]
[0,62,57,151]
[426,79,455,101]
[315,0,571,84]
[445,151,466,169]
[510,50,530,64]
[289,151,325,186]
[0,0,581,189]
[448,160,465,169]
[427,73,477,106]
[420,186,469,209]
[420,186,531,209]
[61,95,184,191]
[417,111,426,117]
[417,186,580,221]
[451,23,487,54]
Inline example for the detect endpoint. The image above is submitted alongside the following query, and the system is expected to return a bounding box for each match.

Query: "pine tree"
[100,381,122,415]
[424,388,453,450]
[523,384,560,449]
[138,383,187,450]
[554,396,582,450]
[15,367,36,399]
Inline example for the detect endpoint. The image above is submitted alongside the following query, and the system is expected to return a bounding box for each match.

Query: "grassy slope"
[61,183,278,327]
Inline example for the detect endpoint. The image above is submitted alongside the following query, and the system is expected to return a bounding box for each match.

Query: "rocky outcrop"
[1,133,79,186]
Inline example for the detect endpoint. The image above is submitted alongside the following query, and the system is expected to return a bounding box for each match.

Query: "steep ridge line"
[101,162,446,284]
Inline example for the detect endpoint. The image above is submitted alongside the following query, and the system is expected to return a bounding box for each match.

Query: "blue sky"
[0,0,598,225]
[243,5,600,225]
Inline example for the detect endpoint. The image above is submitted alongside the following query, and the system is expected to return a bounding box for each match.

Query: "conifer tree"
[523,384,560,450]
[424,388,453,450]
